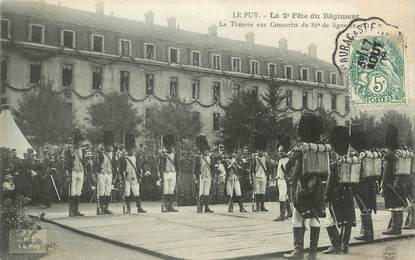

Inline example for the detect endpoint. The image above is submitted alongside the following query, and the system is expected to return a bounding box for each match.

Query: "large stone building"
[0,0,349,142]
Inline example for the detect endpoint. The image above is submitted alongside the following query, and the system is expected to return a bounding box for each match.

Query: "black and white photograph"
[0,0,414,259]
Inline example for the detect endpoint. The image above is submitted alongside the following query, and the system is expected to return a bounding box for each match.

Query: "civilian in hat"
[96,130,117,215]
[2,174,16,200]
[157,135,180,212]
[119,132,146,214]
[64,128,85,217]
[193,135,215,213]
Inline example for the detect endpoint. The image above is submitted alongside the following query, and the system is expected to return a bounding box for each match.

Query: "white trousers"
[163,171,176,195]
[255,171,267,194]
[226,176,241,196]
[199,177,211,196]
[125,179,140,197]
[292,208,320,227]
[277,178,288,202]
[70,171,84,196]
[98,173,112,196]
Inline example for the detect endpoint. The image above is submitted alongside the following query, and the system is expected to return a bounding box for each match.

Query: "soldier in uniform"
[96,130,116,215]
[250,135,269,212]
[283,114,327,260]
[119,132,146,214]
[193,135,215,213]
[382,125,407,235]
[64,128,85,217]
[158,135,180,212]
[403,146,415,229]
[323,126,357,254]
[354,128,379,242]
[224,152,247,213]
[274,136,292,221]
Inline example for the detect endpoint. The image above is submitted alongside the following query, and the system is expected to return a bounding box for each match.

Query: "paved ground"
[25,201,415,260]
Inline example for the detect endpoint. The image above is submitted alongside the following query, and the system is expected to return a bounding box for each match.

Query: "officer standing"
[250,135,269,212]
[119,132,146,214]
[274,136,292,221]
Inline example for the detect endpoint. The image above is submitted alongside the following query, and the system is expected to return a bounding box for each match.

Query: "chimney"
[308,43,317,59]
[167,16,177,29]
[208,24,218,37]
[245,31,254,44]
[145,11,154,25]
[279,38,287,51]
[95,0,104,17]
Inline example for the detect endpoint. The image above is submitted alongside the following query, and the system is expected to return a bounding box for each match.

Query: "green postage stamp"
[333,17,406,105]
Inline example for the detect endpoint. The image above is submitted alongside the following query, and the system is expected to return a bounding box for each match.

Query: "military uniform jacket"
[158,153,180,180]
[119,156,142,182]
[96,152,117,177]
[289,150,325,219]
[64,149,84,174]
[193,155,215,179]
[382,151,408,209]
[250,156,269,180]
[325,161,356,226]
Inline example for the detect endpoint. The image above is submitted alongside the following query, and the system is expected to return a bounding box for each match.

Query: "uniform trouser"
[125,179,140,197]
[226,177,242,196]
[98,173,112,196]
[163,171,176,195]
[292,207,320,227]
[255,172,267,194]
[325,206,336,227]
[70,171,84,196]
[199,176,212,196]
[277,178,288,202]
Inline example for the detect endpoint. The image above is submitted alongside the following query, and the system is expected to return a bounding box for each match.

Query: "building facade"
[0,1,350,143]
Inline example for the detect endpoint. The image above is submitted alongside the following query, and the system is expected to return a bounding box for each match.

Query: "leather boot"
[274,201,286,221]
[342,223,352,254]
[104,196,113,214]
[260,195,268,212]
[403,206,415,229]
[238,196,247,213]
[228,196,234,212]
[283,227,305,259]
[286,200,293,218]
[306,227,319,259]
[204,195,214,213]
[396,210,403,234]
[253,194,260,212]
[383,211,401,235]
[169,195,178,212]
[323,225,341,254]
[74,196,84,216]
[69,197,75,217]
[355,213,373,241]
[162,195,168,213]
[197,195,203,213]
[136,196,146,213]
[125,197,131,213]
[98,196,105,215]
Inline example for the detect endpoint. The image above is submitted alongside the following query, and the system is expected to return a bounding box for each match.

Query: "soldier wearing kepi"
[323,126,357,254]
[64,128,85,217]
[193,135,214,213]
[403,146,415,230]
[274,136,292,221]
[382,125,408,235]
[283,114,328,260]
[250,135,269,212]
[158,135,180,212]
[354,127,380,242]
[96,130,116,215]
[119,132,146,214]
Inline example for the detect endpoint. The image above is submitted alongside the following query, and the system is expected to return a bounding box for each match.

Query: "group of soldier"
[2,112,415,259]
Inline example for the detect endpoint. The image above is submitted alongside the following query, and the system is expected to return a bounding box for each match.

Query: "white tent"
[0,109,35,158]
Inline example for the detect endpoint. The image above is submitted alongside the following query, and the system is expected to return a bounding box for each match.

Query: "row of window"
[0,55,349,113]
[0,18,338,84]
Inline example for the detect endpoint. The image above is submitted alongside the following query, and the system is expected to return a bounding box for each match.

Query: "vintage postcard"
[0,0,414,259]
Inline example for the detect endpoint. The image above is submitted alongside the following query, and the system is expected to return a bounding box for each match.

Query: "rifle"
[194,156,202,213]
[159,135,166,212]
[251,156,256,212]
[95,152,102,215]
[122,132,126,213]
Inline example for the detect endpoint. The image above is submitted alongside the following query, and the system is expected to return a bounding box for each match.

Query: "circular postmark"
[333,17,406,105]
